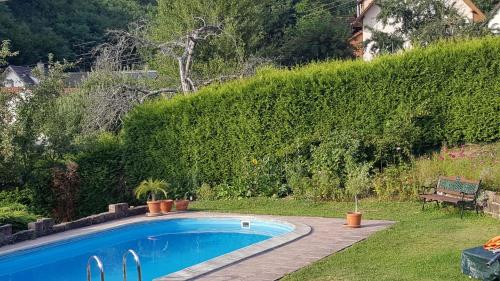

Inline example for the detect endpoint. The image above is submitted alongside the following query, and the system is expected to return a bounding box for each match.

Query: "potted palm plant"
[134,179,169,216]
[345,163,371,228]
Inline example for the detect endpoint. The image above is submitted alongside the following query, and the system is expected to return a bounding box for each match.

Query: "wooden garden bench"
[420,176,481,218]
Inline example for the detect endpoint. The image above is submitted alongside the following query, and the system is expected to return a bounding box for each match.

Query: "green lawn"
[191,198,499,281]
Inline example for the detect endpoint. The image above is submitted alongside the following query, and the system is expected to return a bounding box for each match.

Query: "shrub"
[51,161,80,222]
[233,156,285,198]
[286,132,370,200]
[0,203,38,232]
[196,183,217,201]
[372,165,419,200]
[27,160,56,217]
[73,133,135,217]
[0,188,34,207]
[123,37,500,198]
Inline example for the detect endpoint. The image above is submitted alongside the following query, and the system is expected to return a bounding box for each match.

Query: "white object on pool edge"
[241,221,251,229]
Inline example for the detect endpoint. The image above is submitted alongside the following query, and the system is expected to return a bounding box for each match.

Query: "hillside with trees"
[0,0,153,68]
[0,0,355,70]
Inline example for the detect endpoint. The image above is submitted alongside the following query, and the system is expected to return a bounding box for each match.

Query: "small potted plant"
[134,179,169,216]
[161,198,174,214]
[345,163,371,228]
[175,192,191,211]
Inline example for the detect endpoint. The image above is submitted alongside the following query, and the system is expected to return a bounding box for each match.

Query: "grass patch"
[191,198,499,281]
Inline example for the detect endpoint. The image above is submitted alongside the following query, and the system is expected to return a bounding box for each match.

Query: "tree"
[0,40,17,66]
[152,0,354,70]
[0,91,19,185]
[366,0,493,55]
[474,0,500,13]
[78,19,268,134]
[76,0,354,133]
[0,41,20,185]
[130,19,225,93]
[77,68,176,134]
[274,1,353,65]
[151,0,267,87]
[7,58,74,183]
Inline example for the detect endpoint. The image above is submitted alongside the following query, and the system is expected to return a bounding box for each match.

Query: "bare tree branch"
[104,19,223,94]
[81,19,272,134]
[119,85,178,103]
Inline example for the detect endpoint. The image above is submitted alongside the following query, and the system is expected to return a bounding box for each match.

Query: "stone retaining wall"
[0,203,147,247]
[484,191,500,219]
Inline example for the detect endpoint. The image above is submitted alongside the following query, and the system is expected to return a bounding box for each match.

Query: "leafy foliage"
[0,40,17,66]
[367,0,493,55]
[267,0,353,65]
[474,0,500,13]
[372,142,500,199]
[151,0,354,83]
[73,133,134,217]
[372,164,418,200]
[51,161,80,222]
[134,178,169,201]
[0,203,38,232]
[412,143,500,192]
[122,37,500,199]
[0,188,34,207]
[5,60,73,186]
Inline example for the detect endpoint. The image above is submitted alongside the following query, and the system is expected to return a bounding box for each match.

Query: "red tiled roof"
[0,87,25,94]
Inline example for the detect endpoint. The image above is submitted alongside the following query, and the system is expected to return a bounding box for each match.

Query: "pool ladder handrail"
[123,249,142,281]
[87,255,105,281]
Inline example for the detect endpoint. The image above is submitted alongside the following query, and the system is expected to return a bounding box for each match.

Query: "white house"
[489,4,500,34]
[349,0,487,60]
[1,65,39,88]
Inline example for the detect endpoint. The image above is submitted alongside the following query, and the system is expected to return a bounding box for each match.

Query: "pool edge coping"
[153,216,312,281]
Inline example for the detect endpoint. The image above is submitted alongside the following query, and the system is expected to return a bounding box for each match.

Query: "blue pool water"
[0,218,292,281]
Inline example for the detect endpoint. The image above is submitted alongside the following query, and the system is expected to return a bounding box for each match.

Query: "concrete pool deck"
[189,214,394,281]
[0,211,394,280]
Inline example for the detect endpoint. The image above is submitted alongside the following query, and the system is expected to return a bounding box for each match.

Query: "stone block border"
[483,191,500,219]
[0,203,147,247]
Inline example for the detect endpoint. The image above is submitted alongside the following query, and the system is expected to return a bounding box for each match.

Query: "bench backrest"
[437,176,481,199]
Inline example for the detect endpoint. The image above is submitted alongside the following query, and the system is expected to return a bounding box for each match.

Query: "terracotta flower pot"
[175,200,190,211]
[147,201,162,215]
[160,199,173,213]
[346,212,362,228]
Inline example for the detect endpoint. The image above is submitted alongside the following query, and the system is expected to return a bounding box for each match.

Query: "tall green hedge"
[122,37,500,196]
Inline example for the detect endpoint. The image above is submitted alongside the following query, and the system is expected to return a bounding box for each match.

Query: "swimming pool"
[0,218,295,281]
